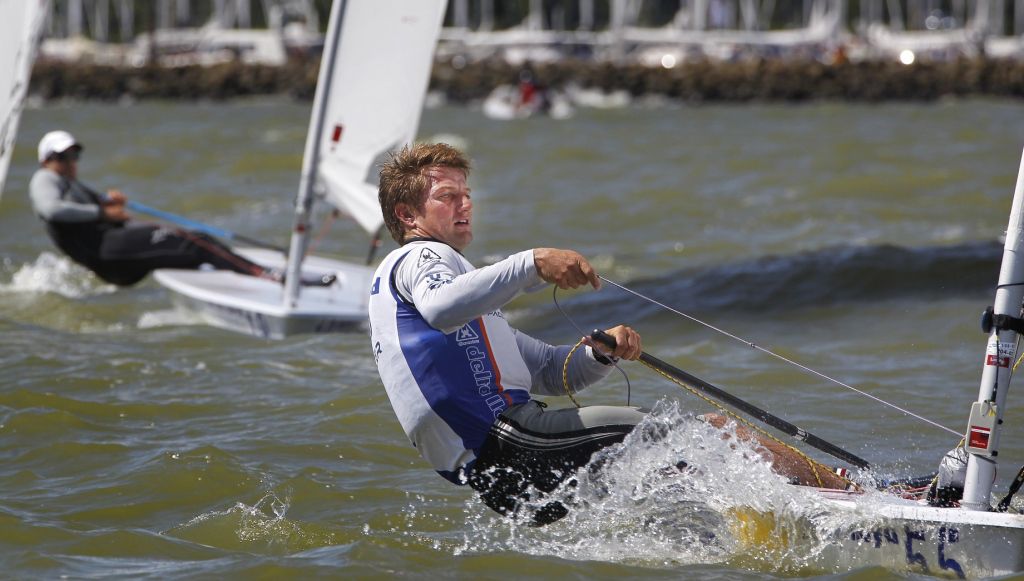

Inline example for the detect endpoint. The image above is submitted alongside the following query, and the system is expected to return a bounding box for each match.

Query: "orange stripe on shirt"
[476,317,512,406]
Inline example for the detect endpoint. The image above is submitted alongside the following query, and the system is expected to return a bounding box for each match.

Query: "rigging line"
[305,208,339,259]
[597,275,963,439]
[552,286,632,406]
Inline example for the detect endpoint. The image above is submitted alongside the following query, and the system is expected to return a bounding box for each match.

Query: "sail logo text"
[464,343,505,417]
[454,323,505,417]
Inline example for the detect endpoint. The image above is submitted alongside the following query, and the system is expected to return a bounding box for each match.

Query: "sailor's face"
[49,150,78,179]
[410,166,473,251]
[64,157,78,180]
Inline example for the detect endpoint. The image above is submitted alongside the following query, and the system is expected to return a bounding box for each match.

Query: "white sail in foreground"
[154,0,445,339]
[0,0,49,198]
[315,0,444,236]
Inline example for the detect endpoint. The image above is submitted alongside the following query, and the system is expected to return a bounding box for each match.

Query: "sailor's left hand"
[584,324,642,361]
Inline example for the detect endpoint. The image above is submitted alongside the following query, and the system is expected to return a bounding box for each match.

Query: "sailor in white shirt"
[368,143,645,525]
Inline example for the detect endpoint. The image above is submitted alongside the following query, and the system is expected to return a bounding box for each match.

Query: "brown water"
[2,97,1024,578]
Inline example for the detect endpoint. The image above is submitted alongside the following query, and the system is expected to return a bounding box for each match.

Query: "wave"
[526,241,1001,327]
[0,252,116,298]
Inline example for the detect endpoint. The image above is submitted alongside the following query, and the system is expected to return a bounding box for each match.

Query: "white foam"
[137,308,207,329]
[457,400,892,572]
[168,489,342,553]
[0,252,116,298]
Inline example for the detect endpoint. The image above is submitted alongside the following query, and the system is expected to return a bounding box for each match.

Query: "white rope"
[599,275,963,438]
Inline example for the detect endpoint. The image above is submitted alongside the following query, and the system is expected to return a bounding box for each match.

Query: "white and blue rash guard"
[368,239,615,484]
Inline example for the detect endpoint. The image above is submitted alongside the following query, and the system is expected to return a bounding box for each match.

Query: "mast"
[961,148,1024,510]
[282,0,347,309]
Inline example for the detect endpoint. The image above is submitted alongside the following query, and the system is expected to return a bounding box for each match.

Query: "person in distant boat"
[28,130,282,287]
[517,68,549,114]
[368,142,849,526]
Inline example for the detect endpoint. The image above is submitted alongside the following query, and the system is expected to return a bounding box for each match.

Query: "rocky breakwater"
[29,56,1024,103]
[29,59,319,101]
[435,57,1024,102]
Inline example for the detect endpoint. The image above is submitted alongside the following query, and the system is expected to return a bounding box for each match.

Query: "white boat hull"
[828,495,1024,577]
[153,248,373,339]
[735,489,1024,578]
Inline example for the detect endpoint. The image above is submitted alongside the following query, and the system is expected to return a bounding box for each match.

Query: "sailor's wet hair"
[379,142,471,244]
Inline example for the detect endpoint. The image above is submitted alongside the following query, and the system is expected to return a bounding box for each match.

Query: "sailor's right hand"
[533,248,600,290]
[599,324,642,360]
[105,189,126,204]
[102,204,129,222]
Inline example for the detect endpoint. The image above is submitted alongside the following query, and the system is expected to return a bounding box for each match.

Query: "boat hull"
[734,490,1024,578]
[827,498,1024,577]
[153,248,373,339]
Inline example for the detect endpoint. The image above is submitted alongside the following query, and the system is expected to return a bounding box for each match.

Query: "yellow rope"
[561,339,586,408]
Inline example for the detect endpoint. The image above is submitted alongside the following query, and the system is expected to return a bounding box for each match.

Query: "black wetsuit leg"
[469,401,643,525]
[95,223,267,286]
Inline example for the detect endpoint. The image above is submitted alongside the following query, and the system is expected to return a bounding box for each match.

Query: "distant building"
[35,0,1024,66]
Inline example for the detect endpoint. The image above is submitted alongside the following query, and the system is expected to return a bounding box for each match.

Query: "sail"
[315,0,446,235]
[0,0,48,199]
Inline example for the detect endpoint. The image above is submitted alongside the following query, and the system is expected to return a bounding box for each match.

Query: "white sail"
[153,0,444,335]
[315,0,446,235]
[0,0,49,199]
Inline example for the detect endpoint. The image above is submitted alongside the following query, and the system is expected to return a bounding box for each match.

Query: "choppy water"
[3,97,1024,579]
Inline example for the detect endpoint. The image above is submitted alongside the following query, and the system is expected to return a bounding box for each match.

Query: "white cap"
[37,130,81,163]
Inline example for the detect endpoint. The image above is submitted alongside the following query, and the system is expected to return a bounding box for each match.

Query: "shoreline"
[29,57,1024,103]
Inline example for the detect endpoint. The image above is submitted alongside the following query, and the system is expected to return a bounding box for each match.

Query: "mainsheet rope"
[593,275,962,438]
[553,289,836,488]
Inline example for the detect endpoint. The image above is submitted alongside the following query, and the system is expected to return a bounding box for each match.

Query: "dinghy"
[593,148,1024,576]
[805,147,1024,576]
[153,0,445,339]
[482,85,574,121]
[0,0,49,199]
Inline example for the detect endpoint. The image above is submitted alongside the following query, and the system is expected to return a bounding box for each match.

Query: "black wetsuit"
[29,168,267,286]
